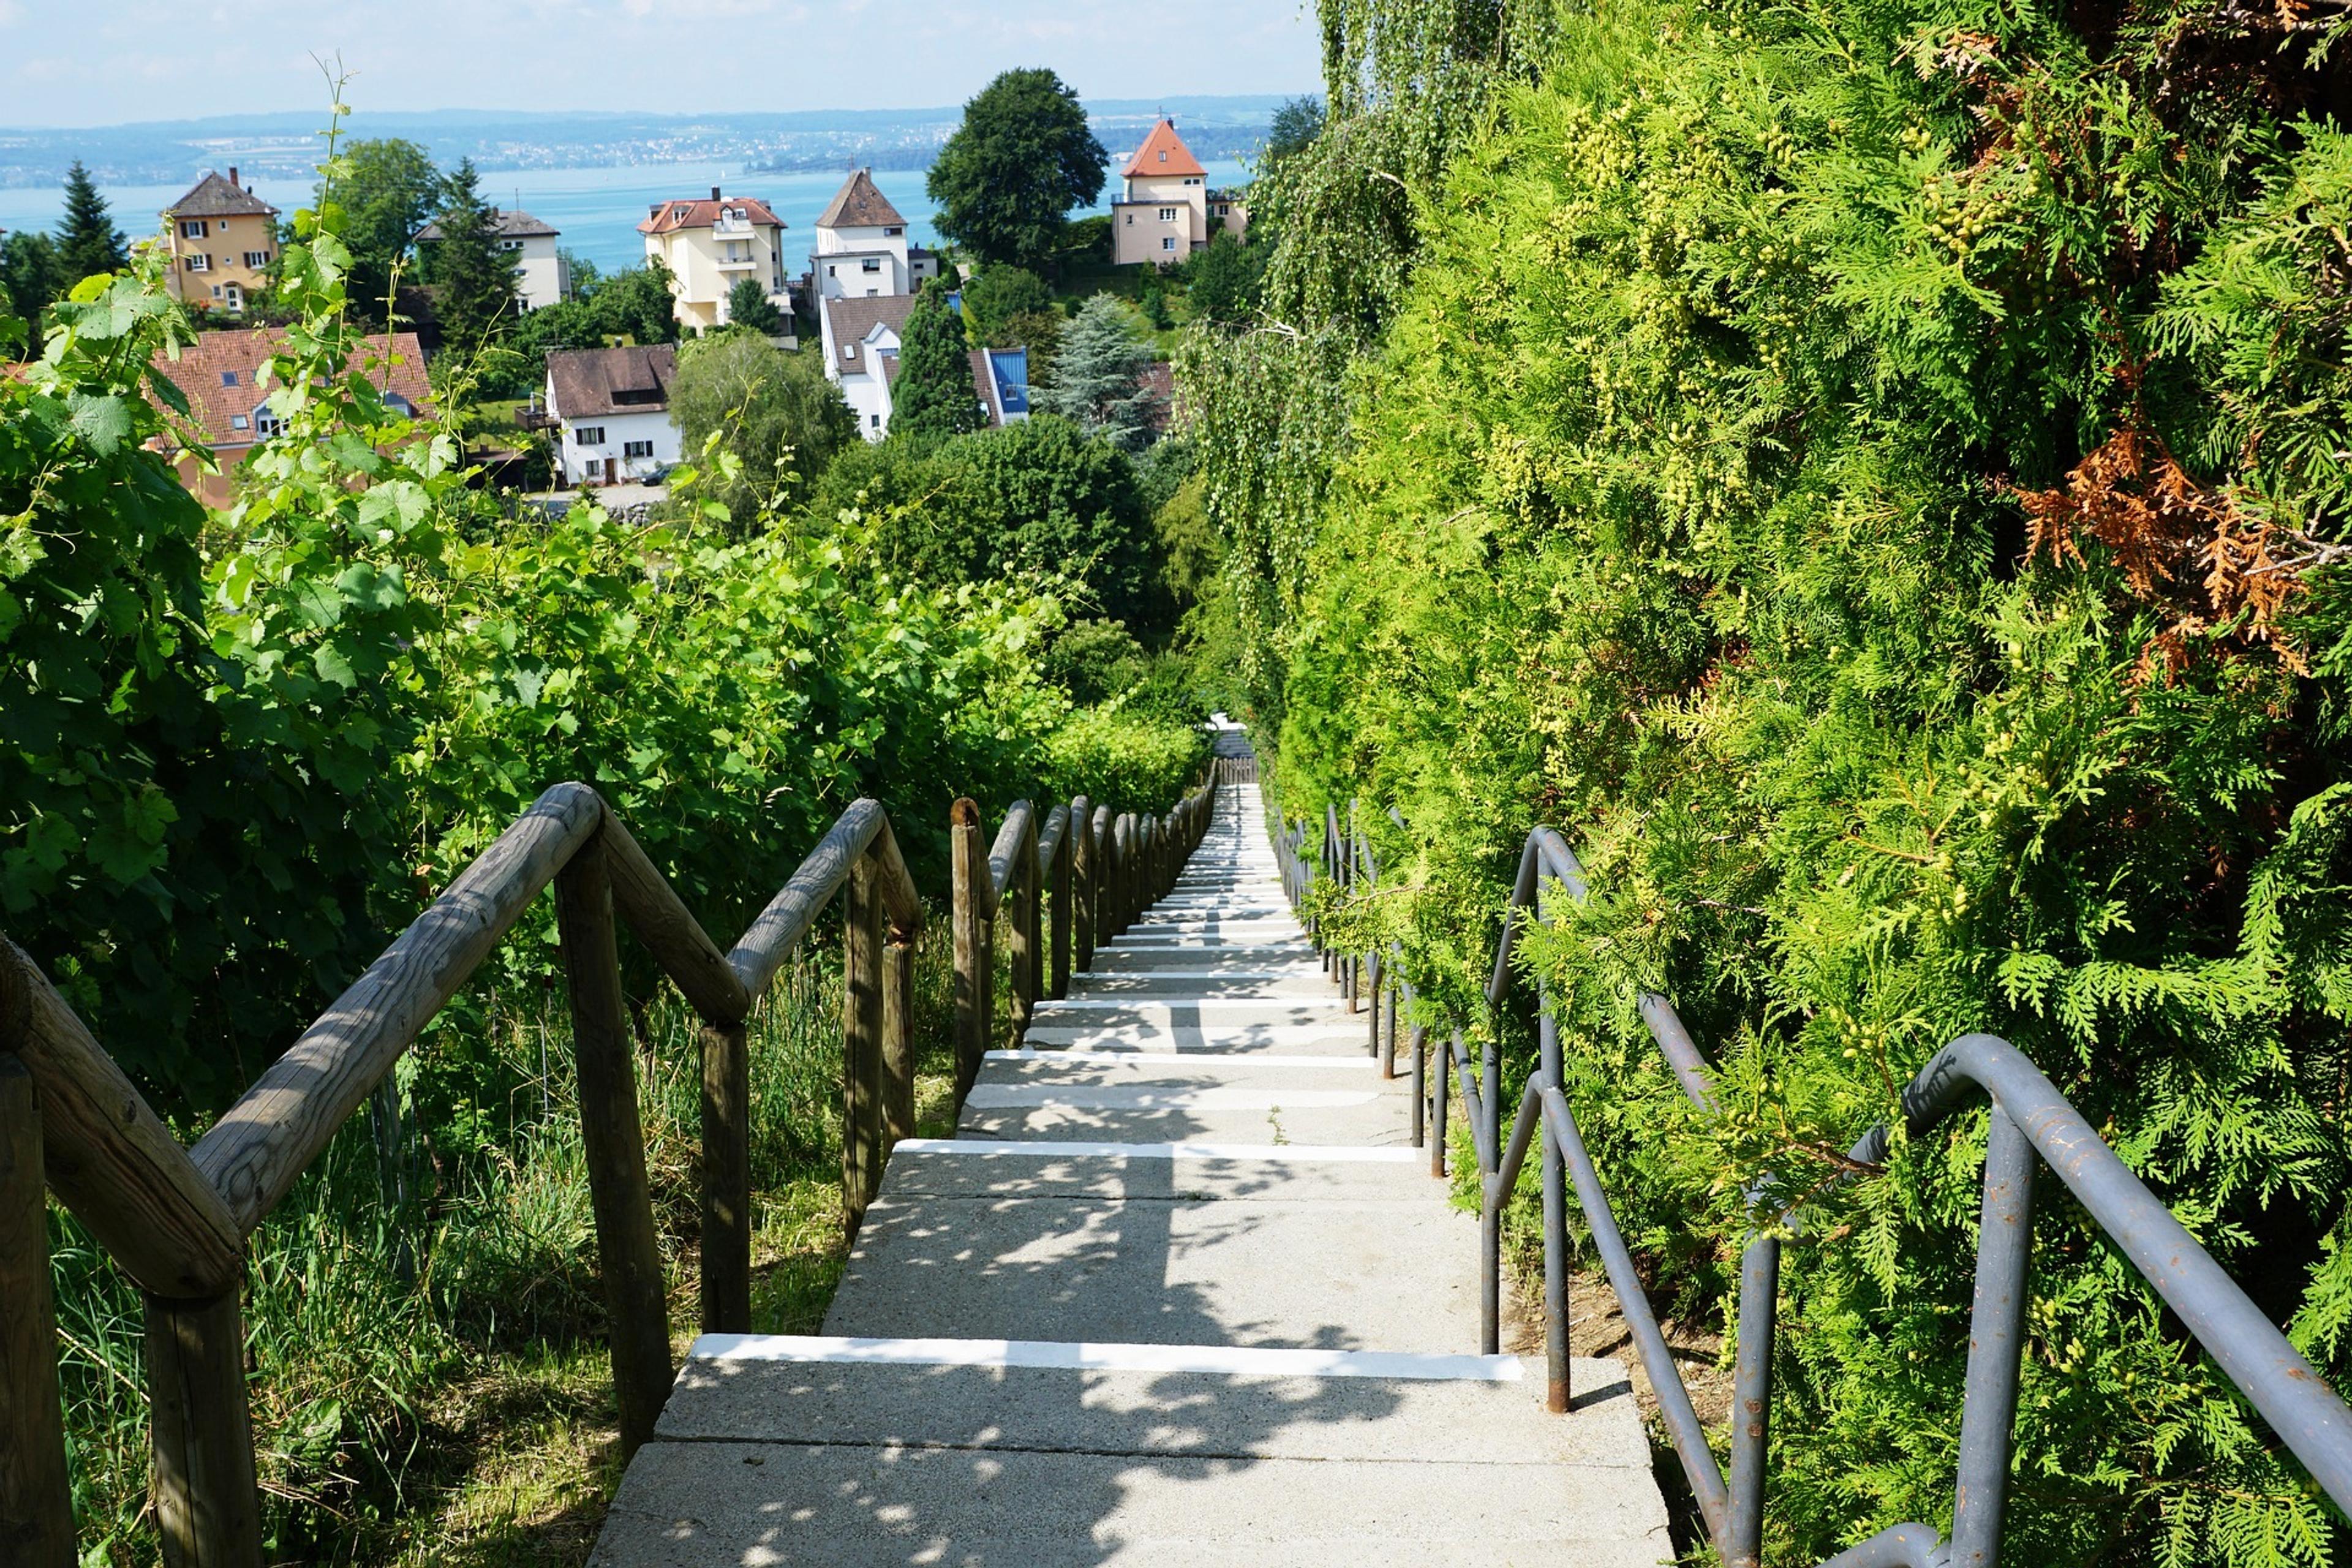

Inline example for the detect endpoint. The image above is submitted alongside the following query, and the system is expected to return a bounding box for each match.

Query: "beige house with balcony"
[160,170,278,315]
[638,187,790,334]
[1110,120,1246,267]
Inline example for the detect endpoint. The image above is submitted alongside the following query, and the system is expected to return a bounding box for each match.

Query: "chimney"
[711,186,722,202]
[228,166,239,187]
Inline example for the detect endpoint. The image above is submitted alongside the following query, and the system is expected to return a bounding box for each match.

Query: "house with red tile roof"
[1111,119,1247,266]
[147,326,431,507]
[639,187,790,335]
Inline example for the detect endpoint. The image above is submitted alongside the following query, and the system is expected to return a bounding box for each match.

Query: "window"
[180,220,207,239]
[252,404,283,439]
[861,258,881,273]
[573,425,605,445]
[1186,177,1202,186]
[1216,205,1231,217]
[1124,213,1134,225]
[865,288,878,297]
[1161,237,1176,252]
[841,344,854,361]
[229,415,249,431]
[209,285,222,300]
[623,439,655,459]
[243,251,270,268]
[827,264,837,276]
[884,225,903,237]
[1158,208,1177,222]
[870,414,880,429]
[221,371,239,387]
[1158,150,1168,162]
[185,254,209,272]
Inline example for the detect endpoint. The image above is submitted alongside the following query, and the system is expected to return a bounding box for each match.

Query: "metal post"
[1724,1234,1780,1566]
[1538,995,1569,1414]
[1949,1107,2037,1568]
[1431,1026,1449,1180]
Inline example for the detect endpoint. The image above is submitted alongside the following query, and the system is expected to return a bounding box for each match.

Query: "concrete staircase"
[590,777,1673,1565]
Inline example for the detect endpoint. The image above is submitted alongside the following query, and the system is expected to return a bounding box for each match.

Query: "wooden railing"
[0,763,1224,1568]
[948,766,1224,1098]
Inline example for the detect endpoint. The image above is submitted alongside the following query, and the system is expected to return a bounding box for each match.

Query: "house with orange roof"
[1110,119,1247,267]
[638,187,790,335]
[146,326,431,507]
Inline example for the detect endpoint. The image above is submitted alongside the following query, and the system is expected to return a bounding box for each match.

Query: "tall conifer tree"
[890,279,983,439]
[427,158,519,350]
[55,162,127,281]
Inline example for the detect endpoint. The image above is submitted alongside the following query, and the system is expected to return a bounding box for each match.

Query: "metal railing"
[1273,793,2352,1568]
[0,762,1227,1568]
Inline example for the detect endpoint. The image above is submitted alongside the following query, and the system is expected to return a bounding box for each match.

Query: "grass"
[54,905,1001,1567]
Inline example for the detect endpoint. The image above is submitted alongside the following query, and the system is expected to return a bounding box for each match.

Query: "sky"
[0,0,1322,127]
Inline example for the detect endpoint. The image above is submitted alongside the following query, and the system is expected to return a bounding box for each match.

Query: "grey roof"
[823,293,919,376]
[417,206,560,243]
[164,172,277,219]
[816,169,907,230]
[546,344,678,420]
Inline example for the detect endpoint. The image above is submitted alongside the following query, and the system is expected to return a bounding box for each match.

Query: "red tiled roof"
[639,194,785,236]
[1123,119,1207,179]
[150,326,431,452]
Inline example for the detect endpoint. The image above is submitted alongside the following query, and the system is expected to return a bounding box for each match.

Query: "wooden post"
[843,854,886,1230]
[1070,795,1095,974]
[1007,832,1037,1038]
[1049,809,1072,1000]
[951,800,990,1102]
[699,1018,750,1335]
[0,1057,72,1568]
[554,835,673,1461]
[146,1288,261,1568]
[882,923,916,1148]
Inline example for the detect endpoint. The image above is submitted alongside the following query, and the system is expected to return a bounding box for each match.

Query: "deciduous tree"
[670,331,858,530]
[326,138,440,323]
[927,68,1107,273]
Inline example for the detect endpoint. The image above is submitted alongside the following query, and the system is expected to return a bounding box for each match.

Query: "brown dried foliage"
[2015,428,2310,679]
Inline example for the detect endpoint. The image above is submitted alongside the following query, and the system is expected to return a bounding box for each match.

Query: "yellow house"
[160,170,279,316]
[1110,119,1248,267]
[638,187,791,335]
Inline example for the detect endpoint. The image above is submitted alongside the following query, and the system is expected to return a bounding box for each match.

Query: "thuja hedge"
[1214,0,2352,1561]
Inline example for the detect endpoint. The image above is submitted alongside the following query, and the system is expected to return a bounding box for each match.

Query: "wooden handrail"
[1,940,243,1299]
[4,766,1212,1568]
[193,783,607,1237]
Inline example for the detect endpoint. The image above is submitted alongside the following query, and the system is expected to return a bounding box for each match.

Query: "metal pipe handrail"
[1268,785,2352,1568]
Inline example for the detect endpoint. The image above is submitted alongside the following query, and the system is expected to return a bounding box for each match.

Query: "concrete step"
[597,1433,1671,1566]
[651,1338,1650,1467]
[1018,1022,1368,1054]
[822,1191,1482,1351]
[1119,919,1308,941]
[956,1095,1408,1147]
[1028,998,1355,1030]
[1102,928,1313,948]
[1138,899,1294,917]
[1088,944,1318,968]
[876,1137,1432,1201]
[1067,971,1341,998]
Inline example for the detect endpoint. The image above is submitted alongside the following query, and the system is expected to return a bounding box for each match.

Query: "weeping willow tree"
[1186,0,2352,1561]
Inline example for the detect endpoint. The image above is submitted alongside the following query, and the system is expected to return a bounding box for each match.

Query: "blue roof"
[989,347,1029,417]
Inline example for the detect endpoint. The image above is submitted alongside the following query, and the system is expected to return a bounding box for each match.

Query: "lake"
[0,159,1256,282]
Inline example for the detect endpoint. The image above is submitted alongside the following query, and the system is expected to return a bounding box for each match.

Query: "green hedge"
[1192,0,2352,1561]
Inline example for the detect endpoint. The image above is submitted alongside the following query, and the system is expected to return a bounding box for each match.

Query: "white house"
[545,344,680,486]
[818,293,919,440]
[808,169,940,304]
[639,188,791,334]
[417,206,568,313]
[1110,119,1248,266]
